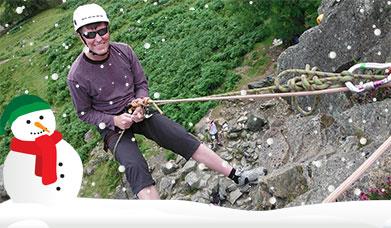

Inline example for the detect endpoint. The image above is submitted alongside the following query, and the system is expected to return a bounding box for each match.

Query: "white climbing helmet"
[73,3,110,31]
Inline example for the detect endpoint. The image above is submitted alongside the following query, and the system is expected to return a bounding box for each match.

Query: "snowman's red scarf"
[10,131,62,185]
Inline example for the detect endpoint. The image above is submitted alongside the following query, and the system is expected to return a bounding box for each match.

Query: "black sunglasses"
[82,27,108,39]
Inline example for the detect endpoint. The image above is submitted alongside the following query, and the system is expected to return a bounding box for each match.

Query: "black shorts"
[98,113,200,194]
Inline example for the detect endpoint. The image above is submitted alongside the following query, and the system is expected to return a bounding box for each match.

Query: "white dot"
[362,120,366,124]
[266,138,274,145]
[372,25,376,29]
[188,122,193,127]
[81,111,85,116]
[374,29,381,36]
[348,118,353,123]
[385,109,389,113]
[112,81,115,85]
[313,130,318,134]
[312,160,322,168]
[171,179,176,184]
[109,101,113,105]
[99,88,102,91]
[359,8,364,13]
[137,19,141,24]
[268,152,272,157]
[153,2,158,5]
[161,38,166,42]
[16,7,24,14]
[211,135,215,140]
[204,4,209,8]
[189,7,195,11]
[51,73,59,80]
[377,51,381,56]
[270,186,275,191]
[54,23,59,27]
[347,45,352,50]
[341,157,346,162]
[361,152,366,157]
[373,98,377,102]
[24,90,29,94]
[120,8,124,12]
[109,63,112,66]
[131,137,136,142]
[146,189,151,194]
[269,197,276,205]
[153,92,160,99]
[240,90,247,96]
[359,137,367,145]
[29,42,33,46]
[44,76,49,80]
[62,113,67,118]
[75,84,80,88]
[118,165,125,172]
[62,0,66,3]
[376,161,380,165]
[125,83,129,87]
[354,188,361,196]
[144,43,151,49]
[328,51,337,59]
[91,182,96,187]
[328,185,335,192]
[99,122,106,129]
[122,187,127,192]
[249,1,253,5]
[307,106,312,111]
[100,65,104,68]
[388,1,391,5]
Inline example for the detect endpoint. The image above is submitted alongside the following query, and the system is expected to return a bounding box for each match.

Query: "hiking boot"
[236,167,268,186]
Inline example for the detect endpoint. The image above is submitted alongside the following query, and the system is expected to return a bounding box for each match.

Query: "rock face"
[277,0,391,114]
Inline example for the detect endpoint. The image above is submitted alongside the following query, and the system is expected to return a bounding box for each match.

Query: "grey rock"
[0,165,9,203]
[185,171,201,189]
[228,189,243,204]
[246,114,267,132]
[181,160,197,175]
[84,129,95,143]
[161,160,179,175]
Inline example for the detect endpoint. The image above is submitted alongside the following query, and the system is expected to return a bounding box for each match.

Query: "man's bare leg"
[191,143,233,176]
[137,185,160,200]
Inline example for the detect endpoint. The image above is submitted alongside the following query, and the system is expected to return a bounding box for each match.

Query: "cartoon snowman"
[0,95,83,204]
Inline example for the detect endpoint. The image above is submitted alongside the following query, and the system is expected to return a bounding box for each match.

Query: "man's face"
[80,22,110,55]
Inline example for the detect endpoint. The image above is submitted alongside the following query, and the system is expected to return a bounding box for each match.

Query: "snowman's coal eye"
[39,115,44,120]
[26,120,31,124]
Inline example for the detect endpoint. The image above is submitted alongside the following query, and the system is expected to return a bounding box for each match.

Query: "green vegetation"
[0,0,321,195]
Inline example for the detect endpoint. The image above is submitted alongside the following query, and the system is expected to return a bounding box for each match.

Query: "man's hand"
[130,97,150,107]
[132,106,145,123]
[113,113,134,130]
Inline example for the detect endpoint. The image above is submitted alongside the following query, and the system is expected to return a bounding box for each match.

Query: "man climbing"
[67,3,267,200]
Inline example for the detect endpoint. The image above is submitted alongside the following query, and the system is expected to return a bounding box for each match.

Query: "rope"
[323,135,391,203]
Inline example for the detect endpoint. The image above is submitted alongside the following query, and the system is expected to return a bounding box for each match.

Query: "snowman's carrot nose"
[34,122,49,133]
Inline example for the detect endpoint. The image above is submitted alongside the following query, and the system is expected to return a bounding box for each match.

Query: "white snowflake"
[269,197,276,205]
[120,8,124,12]
[98,122,106,129]
[161,38,166,42]
[153,92,160,99]
[131,137,136,142]
[125,83,129,87]
[327,185,335,192]
[374,29,381,36]
[347,45,352,50]
[62,113,67,118]
[51,73,59,80]
[144,43,151,49]
[354,188,361,196]
[54,23,59,28]
[24,90,29,94]
[118,165,125,173]
[16,6,24,14]
[359,8,364,13]
[266,138,274,145]
[81,111,85,116]
[188,122,193,127]
[91,182,96,187]
[240,90,247,96]
[189,7,195,11]
[328,51,337,59]
[100,64,104,69]
[75,84,80,88]
[359,137,367,145]
[109,101,113,105]
[204,4,209,8]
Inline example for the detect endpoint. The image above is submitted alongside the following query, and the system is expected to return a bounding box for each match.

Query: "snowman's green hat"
[0,95,51,135]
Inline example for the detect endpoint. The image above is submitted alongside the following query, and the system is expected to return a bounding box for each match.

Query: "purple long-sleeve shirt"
[67,42,148,130]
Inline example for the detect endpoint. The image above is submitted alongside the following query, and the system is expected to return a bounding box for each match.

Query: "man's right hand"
[113,113,134,130]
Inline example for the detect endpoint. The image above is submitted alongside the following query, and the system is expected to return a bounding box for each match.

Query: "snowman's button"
[58,162,63,166]
[56,187,61,191]
[60,174,64,178]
